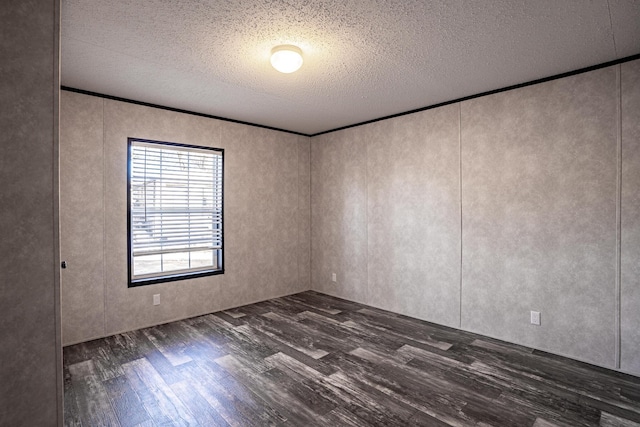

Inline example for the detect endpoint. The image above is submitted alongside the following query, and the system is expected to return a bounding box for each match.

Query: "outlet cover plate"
[530,310,541,325]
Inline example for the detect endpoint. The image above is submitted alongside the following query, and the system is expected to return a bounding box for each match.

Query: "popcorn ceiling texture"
[61,0,640,134]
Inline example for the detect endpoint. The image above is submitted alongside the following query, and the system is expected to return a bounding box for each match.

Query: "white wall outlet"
[153,294,160,306]
[331,272,337,282]
[530,310,541,326]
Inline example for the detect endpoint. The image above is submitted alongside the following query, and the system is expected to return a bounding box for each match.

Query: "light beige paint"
[621,58,640,376]
[60,92,105,345]
[60,92,311,345]
[311,128,369,304]
[0,0,62,425]
[298,136,312,290]
[461,66,618,368]
[366,106,461,327]
[311,63,639,375]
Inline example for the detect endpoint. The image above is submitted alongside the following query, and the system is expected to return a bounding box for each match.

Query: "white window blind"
[128,139,223,284]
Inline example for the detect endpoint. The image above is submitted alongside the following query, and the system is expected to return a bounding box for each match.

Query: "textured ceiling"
[61,0,640,135]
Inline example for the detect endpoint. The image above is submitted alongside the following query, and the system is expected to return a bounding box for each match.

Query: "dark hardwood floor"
[64,291,640,426]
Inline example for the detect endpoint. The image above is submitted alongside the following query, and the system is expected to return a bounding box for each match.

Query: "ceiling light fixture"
[270,45,303,73]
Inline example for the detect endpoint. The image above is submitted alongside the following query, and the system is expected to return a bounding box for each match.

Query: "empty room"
[3,0,640,426]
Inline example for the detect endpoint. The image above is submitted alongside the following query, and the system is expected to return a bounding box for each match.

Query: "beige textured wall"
[621,59,640,375]
[60,93,104,345]
[0,1,62,425]
[368,106,461,327]
[60,91,311,345]
[312,106,462,327]
[311,61,640,376]
[311,128,369,304]
[461,66,618,368]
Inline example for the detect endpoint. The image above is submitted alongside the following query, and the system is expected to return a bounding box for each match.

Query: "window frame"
[127,137,224,287]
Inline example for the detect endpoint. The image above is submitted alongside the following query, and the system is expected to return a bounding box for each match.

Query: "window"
[127,138,223,286]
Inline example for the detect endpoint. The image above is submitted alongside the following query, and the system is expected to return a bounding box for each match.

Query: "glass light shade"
[270,45,303,73]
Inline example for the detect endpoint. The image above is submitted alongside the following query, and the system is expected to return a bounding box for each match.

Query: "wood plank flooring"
[64,291,640,426]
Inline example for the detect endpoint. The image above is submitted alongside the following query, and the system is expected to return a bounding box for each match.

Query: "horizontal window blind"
[129,139,223,284]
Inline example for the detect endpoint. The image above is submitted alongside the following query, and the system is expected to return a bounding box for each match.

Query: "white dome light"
[270,45,303,73]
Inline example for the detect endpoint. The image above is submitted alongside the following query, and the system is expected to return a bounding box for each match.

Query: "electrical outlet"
[331,272,337,282]
[153,294,160,306]
[530,310,541,326]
